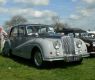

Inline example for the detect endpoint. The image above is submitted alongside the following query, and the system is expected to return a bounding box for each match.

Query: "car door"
[9,26,19,54]
[10,25,26,57]
[16,25,27,57]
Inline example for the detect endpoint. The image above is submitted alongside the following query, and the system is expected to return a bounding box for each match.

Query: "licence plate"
[64,56,79,62]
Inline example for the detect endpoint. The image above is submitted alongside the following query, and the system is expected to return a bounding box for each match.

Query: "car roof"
[14,24,52,27]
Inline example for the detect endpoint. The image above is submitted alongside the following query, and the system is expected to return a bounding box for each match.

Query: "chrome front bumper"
[64,55,82,62]
[44,54,82,62]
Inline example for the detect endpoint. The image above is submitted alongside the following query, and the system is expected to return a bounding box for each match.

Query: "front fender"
[32,39,55,59]
[74,38,88,57]
[31,38,63,60]
[19,39,55,59]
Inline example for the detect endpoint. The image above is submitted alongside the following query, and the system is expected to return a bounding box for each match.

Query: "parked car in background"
[63,28,95,56]
[2,24,83,67]
[76,32,95,55]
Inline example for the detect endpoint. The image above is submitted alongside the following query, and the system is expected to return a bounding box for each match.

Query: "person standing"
[0,26,7,53]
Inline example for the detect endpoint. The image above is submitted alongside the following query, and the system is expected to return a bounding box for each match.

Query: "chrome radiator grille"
[61,36,75,54]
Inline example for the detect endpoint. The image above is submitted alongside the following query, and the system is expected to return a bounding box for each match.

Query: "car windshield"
[27,25,55,35]
[38,27,55,33]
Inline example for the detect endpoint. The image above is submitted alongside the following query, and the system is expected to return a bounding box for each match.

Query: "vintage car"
[2,24,84,67]
[77,32,95,55]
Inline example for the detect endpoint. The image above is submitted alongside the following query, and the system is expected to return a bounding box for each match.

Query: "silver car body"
[74,38,89,57]
[3,24,84,64]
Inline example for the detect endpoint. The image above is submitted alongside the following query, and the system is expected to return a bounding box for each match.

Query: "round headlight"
[76,41,82,48]
[53,41,60,49]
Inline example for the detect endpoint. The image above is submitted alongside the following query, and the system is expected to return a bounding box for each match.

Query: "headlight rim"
[76,40,82,48]
[53,40,61,49]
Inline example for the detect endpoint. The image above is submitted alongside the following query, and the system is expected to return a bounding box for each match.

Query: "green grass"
[0,56,95,80]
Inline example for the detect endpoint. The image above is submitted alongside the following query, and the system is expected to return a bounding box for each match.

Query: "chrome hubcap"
[34,52,42,67]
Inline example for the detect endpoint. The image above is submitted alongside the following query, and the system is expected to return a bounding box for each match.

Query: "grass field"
[0,55,95,80]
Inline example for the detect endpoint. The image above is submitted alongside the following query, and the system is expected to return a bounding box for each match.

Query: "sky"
[0,0,95,30]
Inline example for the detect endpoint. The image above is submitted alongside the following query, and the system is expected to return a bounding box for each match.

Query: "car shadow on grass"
[4,55,83,69]
[89,54,95,58]
[43,61,82,69]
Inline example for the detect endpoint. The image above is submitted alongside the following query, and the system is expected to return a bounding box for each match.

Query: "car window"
[18,26,25,36]
[27,26,34,35]
[10,27,18,37]
[48,27,55,33]
[68,33,74,37]
[38,28,46,33]
[38,27,55,33]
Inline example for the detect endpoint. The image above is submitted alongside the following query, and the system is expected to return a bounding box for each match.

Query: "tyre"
[33,50,44,67]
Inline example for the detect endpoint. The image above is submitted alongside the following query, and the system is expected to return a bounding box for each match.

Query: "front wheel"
[33,51,44,67]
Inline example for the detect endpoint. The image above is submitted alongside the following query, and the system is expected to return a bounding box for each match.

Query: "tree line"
[3,15,69,33]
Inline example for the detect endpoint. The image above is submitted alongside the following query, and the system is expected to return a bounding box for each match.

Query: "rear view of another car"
[79,32,95,56]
